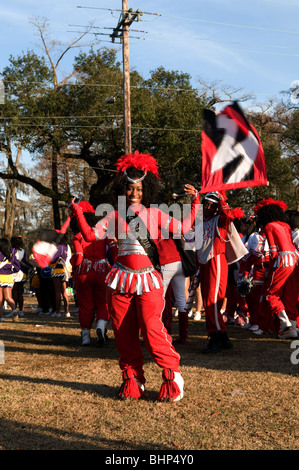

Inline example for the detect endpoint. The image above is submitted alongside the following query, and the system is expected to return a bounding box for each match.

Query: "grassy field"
[0,294,298,451]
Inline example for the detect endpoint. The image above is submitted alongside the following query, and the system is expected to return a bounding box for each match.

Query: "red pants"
[282,264,299,322]
[258,264,299,334]
[74,270,109,330]
[255,285,274,333]
[247,283,264,326]
[107,287,180,384]
[200,254,228,335]
[266,265,296,317]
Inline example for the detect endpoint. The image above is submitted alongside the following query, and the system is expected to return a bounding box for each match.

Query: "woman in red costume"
[253,198,299,339]
[70,201,117,346]
[69,151,199,402]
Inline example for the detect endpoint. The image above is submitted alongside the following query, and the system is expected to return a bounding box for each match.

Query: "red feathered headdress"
[116,150,161,180]
[78,201,95,214]
[253,197,288,214]
[231,207,245,219]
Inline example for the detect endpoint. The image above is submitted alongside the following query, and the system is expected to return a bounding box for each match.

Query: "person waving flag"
[201,101,267,193]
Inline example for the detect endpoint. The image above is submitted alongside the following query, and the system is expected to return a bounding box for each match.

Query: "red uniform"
[240,231,270,327]
[71,233,116,330]
[71,196,199,391]
[262,221,299,331]
[197,199,236,335]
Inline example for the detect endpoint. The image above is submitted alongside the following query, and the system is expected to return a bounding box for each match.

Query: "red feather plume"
[231,207,245,219]
[116,150,161,179]
[253,197,287,214]
[217,189,227,201]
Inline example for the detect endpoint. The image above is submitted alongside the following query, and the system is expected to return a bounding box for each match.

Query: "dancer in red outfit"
[69,151,199,401]
[253,198,299,339]
[195,192,248,353]
[239,229,270,332]
[70,201,117,346]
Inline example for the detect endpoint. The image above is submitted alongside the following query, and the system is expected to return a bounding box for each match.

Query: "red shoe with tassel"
[118,369,145,400]
[157,369,184,402]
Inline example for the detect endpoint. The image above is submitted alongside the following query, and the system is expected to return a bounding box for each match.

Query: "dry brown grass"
[0,294,298,451]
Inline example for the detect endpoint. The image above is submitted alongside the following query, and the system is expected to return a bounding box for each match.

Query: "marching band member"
[195,192,248,353]
[239,226,270,333]
[253,198,299,339]
[0,238,20,322]
[69,151,199,402]
[70,200,117,346]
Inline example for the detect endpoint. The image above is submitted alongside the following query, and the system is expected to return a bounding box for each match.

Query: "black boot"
[173,311,189,344]
[217,331,233,350]
[202,333,222,354]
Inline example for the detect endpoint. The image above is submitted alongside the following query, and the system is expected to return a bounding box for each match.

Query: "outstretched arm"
[160,184,200,237]
[69,198,114,242]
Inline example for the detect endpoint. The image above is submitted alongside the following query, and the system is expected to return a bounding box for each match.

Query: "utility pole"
[111,2,142,154]
[122,0,131,154]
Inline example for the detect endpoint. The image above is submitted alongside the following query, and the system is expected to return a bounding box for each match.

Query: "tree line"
[0,19,298,245]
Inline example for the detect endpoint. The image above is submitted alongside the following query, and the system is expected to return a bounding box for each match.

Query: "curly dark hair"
[112,167,160,208]
[0,238,12,260]
[233,218,242,234]
[286,210,299,230]
[256,204,286,229]
[11,236,24,250]
[241,216,257,242]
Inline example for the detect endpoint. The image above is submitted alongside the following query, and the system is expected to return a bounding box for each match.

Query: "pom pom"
[236,277,254,297]
[253,198,288,213]
[116,150,161,179]
[231,207,245,219]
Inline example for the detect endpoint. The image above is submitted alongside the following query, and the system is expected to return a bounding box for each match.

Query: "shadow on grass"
[0,372,119,397]
[0,416,171,451]
[175,320,299,377]
[0,314,298,377]
[0,315,119,360]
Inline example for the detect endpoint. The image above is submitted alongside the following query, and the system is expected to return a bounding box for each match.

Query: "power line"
[156,13,299,35]
[76,5,159,17]
[70,28,299,57]
[2,124,117,128]
[141,34,299,58]
[2,80,122,87]
[0,77,281,100]
[0,115,123,119]
[131,126,201,133]
[76,5,299,35]
[1,80,198,93]
[1,122,203,132]
[138,30,299,52]
[69,24,149,34]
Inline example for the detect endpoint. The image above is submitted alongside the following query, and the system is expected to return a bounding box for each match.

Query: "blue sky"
[1,0,299,108]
